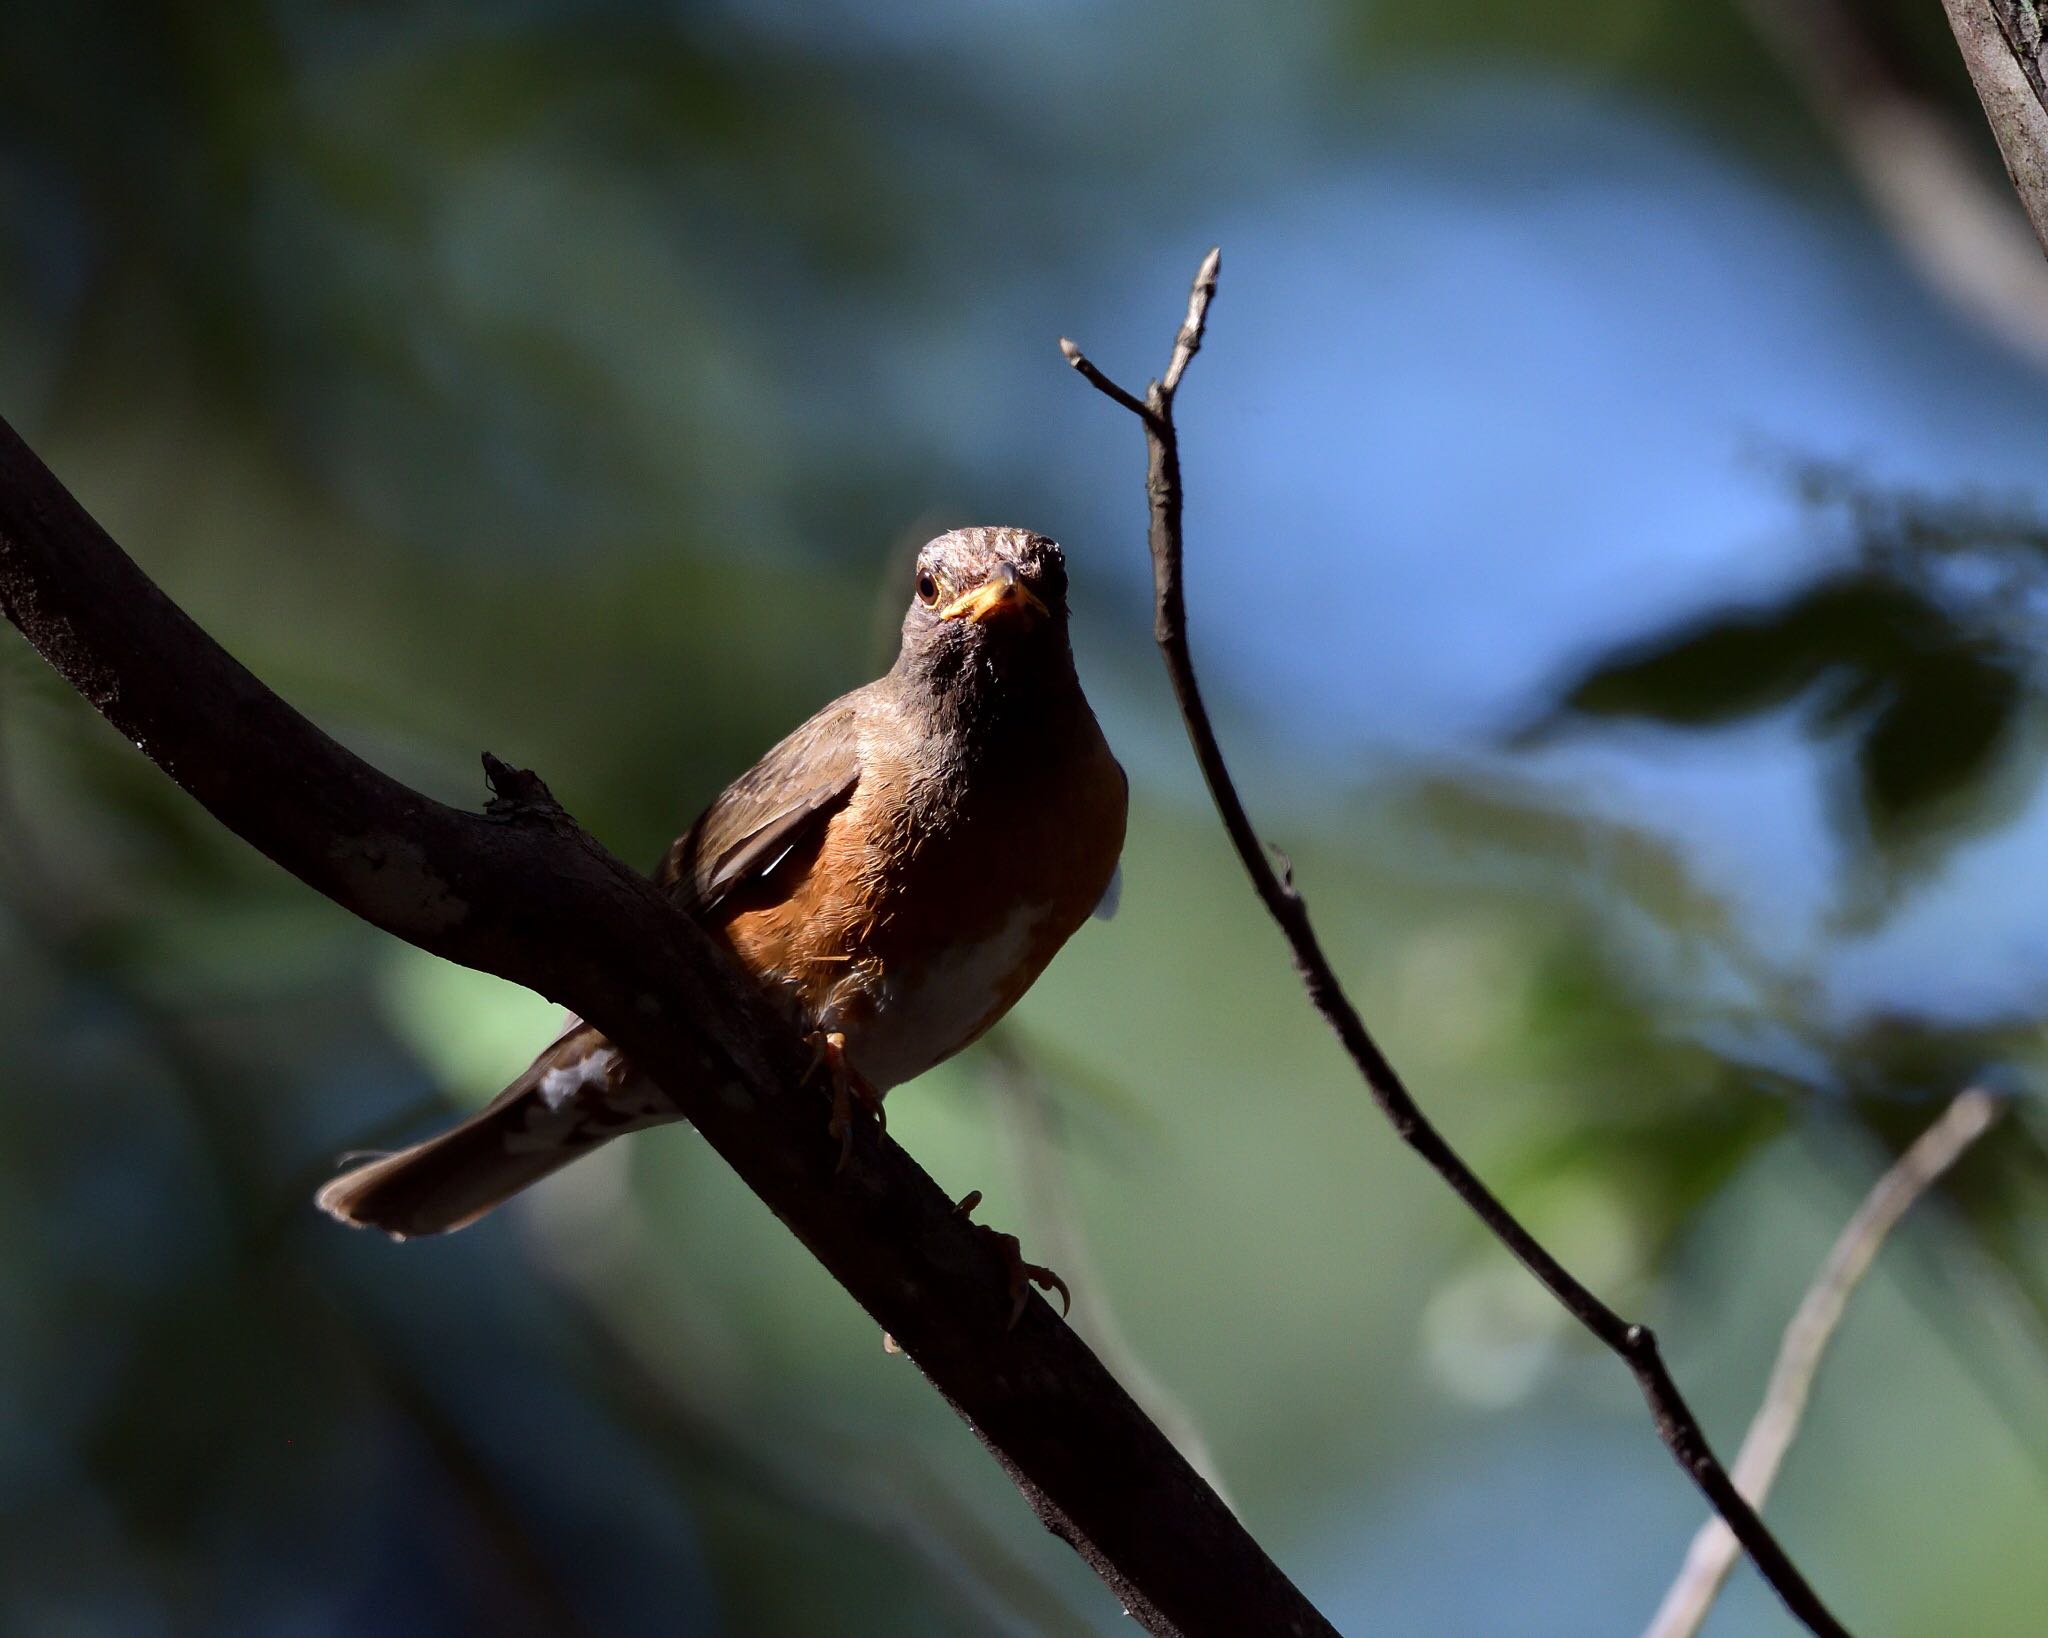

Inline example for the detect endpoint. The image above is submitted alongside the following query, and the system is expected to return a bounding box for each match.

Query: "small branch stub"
[1060,335,1154,423]
[481,752,563,821]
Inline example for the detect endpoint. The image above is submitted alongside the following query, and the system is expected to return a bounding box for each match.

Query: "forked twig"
[1060,249,1850,1638]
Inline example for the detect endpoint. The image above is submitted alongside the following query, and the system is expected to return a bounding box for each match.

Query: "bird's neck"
[893,635,1086,751]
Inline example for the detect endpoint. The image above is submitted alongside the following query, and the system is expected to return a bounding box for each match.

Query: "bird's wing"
[659,694,865,918]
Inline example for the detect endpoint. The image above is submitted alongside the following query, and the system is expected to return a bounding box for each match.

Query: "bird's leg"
[808,1028,884,1171]
[956,1189,1071,1330]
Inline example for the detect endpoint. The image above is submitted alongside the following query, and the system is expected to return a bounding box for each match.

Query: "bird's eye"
[916,569,939,605]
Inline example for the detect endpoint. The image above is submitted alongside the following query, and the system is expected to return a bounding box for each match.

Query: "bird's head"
[896,527,1070,684]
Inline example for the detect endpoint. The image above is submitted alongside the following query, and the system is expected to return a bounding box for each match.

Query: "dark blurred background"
[3,3,2045,1634]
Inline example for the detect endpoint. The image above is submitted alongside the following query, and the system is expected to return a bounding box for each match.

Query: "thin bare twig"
[1644,1089,2003,1638]
[1059,340,1152,422]
[1060,250,1851,1638]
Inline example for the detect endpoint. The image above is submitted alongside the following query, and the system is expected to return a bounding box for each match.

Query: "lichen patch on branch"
[328,834,471,933]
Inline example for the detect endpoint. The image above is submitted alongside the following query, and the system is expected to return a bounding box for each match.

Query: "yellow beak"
[939,570,1048,625]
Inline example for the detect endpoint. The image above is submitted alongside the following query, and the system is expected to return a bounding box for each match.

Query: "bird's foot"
[956,1190,1071,1329]
[809,1029,884,1171]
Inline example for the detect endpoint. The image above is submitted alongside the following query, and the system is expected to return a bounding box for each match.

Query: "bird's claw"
[810,1029,883,1171]
[955,1190,1071,1329]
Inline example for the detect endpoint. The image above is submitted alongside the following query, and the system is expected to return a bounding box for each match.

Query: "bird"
[317,526,1128,1283]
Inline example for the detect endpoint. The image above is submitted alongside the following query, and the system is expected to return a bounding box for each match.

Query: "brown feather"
[316,1026,666,1238]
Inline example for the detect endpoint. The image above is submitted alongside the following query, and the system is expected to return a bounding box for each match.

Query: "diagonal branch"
[0,412,1336,1638]
[1060,250,1851,1638]
[1644,1088,2003,1638]
[1942,0,2048,257]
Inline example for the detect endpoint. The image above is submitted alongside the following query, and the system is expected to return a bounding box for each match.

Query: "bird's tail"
[316,1026,664,1239]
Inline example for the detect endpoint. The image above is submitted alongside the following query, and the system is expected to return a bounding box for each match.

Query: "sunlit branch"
[1941,0,2048,257]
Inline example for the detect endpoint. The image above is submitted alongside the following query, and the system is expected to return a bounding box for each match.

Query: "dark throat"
[892,627,1085,754]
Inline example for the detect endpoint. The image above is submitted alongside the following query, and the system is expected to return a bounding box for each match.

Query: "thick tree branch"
[1942,0,2048,256]
[1644,1088,2002,1638]
[1060,251,1852,1638]
[0,413,1336,1638]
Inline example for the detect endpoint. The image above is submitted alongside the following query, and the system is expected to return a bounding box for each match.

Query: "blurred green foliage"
[2,3,2045,1636]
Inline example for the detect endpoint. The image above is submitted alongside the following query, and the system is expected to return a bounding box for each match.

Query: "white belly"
[845,901,1054,1092]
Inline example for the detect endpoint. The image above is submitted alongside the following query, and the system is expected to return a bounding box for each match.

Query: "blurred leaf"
[1542,465,2048,914]
[1551,573,1950,728]
[1404,772,1744,945]
[1501,1043,1794,1275]
[1856,646,2026,838]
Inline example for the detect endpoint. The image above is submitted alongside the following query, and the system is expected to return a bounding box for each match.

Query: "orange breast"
[715,705,1126,1092]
